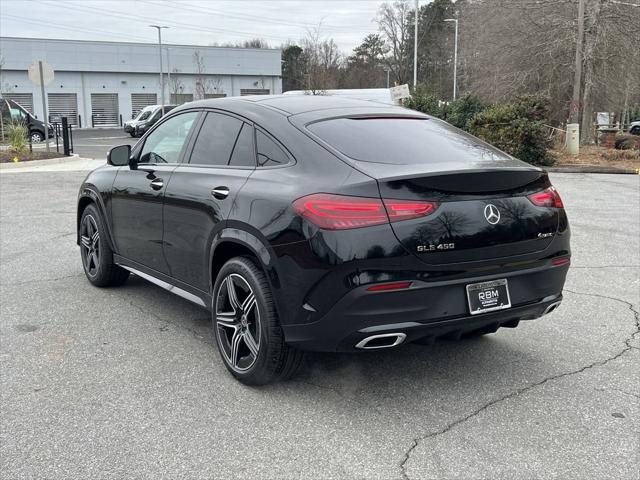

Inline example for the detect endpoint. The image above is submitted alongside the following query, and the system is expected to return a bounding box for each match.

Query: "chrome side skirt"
[118,264,207,308]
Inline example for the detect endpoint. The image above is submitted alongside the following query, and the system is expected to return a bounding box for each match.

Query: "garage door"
[131,93,157,119]
[4,93,34,114]
[170,93,193,105]
[90,93,119,127]
[240,89,270,96]
[48,93,78,125]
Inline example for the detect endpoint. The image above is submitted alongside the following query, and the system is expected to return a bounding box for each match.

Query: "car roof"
[174,94,407,117]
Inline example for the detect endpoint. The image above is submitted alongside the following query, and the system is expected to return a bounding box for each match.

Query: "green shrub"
[405,84,441,117]
[443,94,488,130]
[8,122,28,155]
[406,87,487,131]
[468,95,555,166]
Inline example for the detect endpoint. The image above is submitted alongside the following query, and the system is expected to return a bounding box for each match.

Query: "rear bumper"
[282,263,569,352]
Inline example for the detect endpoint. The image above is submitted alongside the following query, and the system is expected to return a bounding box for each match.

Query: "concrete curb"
[547,165,639,174]
[0,153,80,170]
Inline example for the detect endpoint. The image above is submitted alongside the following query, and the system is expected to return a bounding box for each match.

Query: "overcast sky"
[0,0,389,53]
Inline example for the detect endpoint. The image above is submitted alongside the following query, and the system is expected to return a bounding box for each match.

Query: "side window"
[149,109,162,122]
[256,129,289,167]
[189,112,243,166]
[139,111,198,164]
[9,107,26,122]
[228,124,255,167]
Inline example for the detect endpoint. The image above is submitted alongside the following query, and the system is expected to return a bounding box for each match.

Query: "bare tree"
[168,67,184,102]
[377,1,412,85]
[455,0,640,139]
[192,50,215,99]
[301,25,342,93]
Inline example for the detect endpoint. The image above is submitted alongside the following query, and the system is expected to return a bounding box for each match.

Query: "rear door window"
[228,123,256,167]
[189,112,243,166]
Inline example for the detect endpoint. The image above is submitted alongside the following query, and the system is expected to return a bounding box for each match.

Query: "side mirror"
[107,144,131,166]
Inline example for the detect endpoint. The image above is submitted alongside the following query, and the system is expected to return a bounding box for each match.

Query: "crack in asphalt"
[399,288,640,480]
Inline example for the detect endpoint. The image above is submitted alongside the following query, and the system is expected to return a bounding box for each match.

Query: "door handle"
[150,178,164,190]
[212,186,230,199]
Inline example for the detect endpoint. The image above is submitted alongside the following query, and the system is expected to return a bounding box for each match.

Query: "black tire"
[631,126,640,136]
[129,132,136,137]
[30,131,44,143]
[212,256,304,385]
[79,204,130,287]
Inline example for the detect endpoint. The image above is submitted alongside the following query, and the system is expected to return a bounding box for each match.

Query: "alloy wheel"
[80,215,100,277]
[215,273,261,372]
[31,133,43,143]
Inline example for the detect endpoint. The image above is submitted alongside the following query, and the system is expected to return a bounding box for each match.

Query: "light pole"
[166,47,171,104]
[444,18,458,101]
[150,25,168,114]
[413,0,419,86]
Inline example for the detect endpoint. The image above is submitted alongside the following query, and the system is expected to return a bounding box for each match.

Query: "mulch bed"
[0,151,68,163]
[551,145,640,171]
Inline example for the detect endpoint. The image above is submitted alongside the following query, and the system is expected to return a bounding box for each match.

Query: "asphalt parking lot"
[0,164,638,478]
[71,128,137,159]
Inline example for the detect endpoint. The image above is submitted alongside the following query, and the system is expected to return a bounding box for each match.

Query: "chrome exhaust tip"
[543,301,562,315]
[355,333,407,350]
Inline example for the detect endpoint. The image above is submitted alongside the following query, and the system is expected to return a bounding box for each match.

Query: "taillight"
[527,187,564,208]
[292,193,438,230]
[383,199,438,221]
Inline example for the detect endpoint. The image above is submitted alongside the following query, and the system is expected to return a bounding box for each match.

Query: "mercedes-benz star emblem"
[484,204,501,225]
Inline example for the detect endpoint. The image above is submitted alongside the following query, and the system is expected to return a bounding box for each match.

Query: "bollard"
[62,117,71,156]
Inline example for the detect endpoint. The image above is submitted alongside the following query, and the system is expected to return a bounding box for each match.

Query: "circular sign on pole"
[28,61,54,86]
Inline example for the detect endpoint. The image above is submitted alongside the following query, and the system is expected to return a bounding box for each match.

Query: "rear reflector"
[292,193,438,230]
[552,256,570,266]
[366,281,413,292]
[528,186,564,208]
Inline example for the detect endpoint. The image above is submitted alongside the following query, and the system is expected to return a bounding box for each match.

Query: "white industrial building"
[0,37,282,127]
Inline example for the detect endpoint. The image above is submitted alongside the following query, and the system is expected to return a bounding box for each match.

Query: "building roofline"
[0,36,282,53]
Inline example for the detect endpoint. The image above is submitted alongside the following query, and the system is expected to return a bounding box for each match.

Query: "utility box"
[566,123,579,155]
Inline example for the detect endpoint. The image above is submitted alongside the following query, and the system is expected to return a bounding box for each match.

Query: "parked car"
[629,120,640,135]
[77,95,570,385]
[0,96,54,142]
[124,104,176,138]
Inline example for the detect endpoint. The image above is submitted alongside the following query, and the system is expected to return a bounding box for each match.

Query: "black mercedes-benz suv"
[77,95,570,384]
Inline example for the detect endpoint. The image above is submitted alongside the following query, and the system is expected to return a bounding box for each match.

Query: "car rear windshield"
[306,117,509,165]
